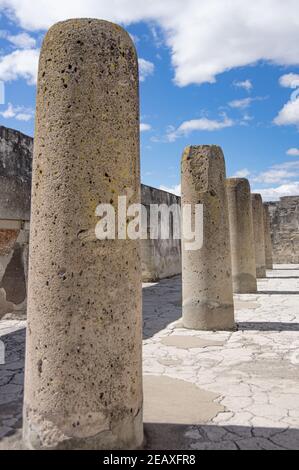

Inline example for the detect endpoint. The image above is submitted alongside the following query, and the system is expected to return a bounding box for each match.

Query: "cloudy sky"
[0,0,299,200]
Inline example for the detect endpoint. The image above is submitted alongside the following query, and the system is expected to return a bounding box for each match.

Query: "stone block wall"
[0,126,31,317]
[1,124,299,301]
[266,196,299,263]
[0,125,32,220]
[141,185,181,282]
[0,125,182,315]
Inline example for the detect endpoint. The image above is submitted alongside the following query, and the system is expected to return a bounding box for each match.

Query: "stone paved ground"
[0,265,299,450]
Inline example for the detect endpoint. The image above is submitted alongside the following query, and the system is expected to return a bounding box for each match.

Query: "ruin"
[267,196,299,264]
[251,194,266,278]
[226,178,257,293]
[181,145,235,331]
[0,16,298,453]
[1,126,298,293]
[141,185,181,281]
[23,19,143,450]
[0,126,31,319]
[263,204,273,270]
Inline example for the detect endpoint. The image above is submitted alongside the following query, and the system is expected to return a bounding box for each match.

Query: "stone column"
[226,179,257,293]
[251,194,266,278]
[23,19,143,450]
[263,204,273,270]
[181,145,235,331]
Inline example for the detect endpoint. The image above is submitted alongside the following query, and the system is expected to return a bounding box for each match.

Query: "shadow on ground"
[237,322,299,331]
[144,423,299,450]
[1,269,299,450]
[143,276,182,339]
[257,291,299,295]
[0,329,25,443]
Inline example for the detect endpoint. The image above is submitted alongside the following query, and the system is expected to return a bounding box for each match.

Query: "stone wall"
[0,125,32,220]
[0,126,182,307]
[266,196,299,263]
[0,126,31,317]
[141,185,181,282]
[1,123,299,292]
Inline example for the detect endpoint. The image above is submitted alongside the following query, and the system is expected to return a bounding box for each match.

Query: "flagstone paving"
[0,265,299,450]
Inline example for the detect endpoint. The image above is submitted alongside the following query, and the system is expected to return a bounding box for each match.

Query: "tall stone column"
[251,194,266,278]
[181,145,235,331]
[226,178,257,293]
[23,19,143,450]
[263,204,273,270]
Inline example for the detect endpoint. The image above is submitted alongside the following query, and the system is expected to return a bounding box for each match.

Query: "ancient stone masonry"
[263,204,273,270]
[251,194,266,278]
[226,178,257,293]
[181,145,235,331]
[23,19,143,450]
[0,124,182,285]
[0,126,32,221]
[267,196,299,263]
[141,185,181,282]
[0,126,31,318]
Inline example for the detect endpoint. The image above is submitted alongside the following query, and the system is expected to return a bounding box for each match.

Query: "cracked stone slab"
[1,264,299,450]
[160,335,225,349]
[234,300,260,310]
[143,375,224,425]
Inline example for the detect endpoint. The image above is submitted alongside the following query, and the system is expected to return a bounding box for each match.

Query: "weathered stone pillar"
[226,178,257,293]
[263,204,273,270]
[181,145,235,331]
[251,194,266,278]
[23,19,143,450]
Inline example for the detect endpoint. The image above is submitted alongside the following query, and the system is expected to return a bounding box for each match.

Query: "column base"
[256,267,266,278]
[182,303,235,331]
[232,273,257,294]
[23,405,143,450]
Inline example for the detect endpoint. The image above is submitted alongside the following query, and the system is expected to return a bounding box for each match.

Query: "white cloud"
[279,73,299,89]
[253,161,299,185]
[1,1,299,86]
[232,168,250,178]
[7,32,36,49]
[0,102,34,121]
[251,161,299,200]
[0,48,39,84]
[274,95,299,129]
[140,123,151,132]
[254,182,299,201]
[138,58,154,82]
[233,79,252,91]
[274,73,299,129]
[287,147,299,156]
[166,115,234,142]
[229,96,267,110]
[159,184,181,196]
[229,98,253,109]
[254,168,294,184]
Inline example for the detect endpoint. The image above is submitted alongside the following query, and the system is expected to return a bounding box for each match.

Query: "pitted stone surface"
[251,194,266,278]
[181,146,235,331]
[1,265,299,450]
[23,19,143,450]
[226,178,257,294]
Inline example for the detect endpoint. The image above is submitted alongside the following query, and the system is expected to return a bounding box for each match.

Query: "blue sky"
[0,1,299,200]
